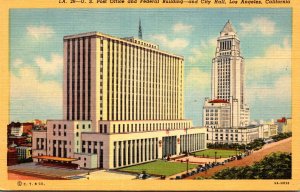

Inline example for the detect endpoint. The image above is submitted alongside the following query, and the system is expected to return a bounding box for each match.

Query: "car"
[175,176,182,180]
[136,173,151,180]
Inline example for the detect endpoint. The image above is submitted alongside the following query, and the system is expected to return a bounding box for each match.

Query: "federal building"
[32,28,206,169]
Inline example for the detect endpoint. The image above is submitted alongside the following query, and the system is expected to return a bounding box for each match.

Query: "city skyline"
[10,8,291,125]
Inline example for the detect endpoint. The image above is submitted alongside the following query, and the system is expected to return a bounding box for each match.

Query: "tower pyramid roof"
[221,20,236,34]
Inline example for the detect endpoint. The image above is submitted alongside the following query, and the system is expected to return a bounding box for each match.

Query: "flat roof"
[63,32,184,59]
[32,155,78,162]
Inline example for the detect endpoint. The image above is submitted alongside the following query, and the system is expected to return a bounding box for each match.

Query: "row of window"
[36,138,46,150]
[219,40,232,51]
[66,38,91,121]
[106,38,183,121]
[107,121,191,134]
[206,113,219,116]
[81,141,103,154]
[219,51,232,56]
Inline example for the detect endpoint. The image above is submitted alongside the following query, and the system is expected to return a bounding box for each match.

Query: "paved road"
[186,137,292,179]
[8,172,46,180]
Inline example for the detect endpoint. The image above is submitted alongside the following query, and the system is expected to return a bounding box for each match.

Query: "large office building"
[203,20,250,144]
[33,29,206,169]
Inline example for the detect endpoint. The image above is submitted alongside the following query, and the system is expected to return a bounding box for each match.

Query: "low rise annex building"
[32,30,206,169]
[206,123,278,144]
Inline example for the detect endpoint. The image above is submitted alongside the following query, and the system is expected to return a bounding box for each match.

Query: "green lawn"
[193,149,239,158]
[119,160,197,176]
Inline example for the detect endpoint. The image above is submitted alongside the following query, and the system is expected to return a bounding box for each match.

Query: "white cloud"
[240,17,276,36]
[247,75,290,102]
[11,68,62,107]
[184,68,211,126]
[173,23,193,33]
[151,34,189,50]
[35,54,63,75]
[246,38,291,81]
[13,59,23,68]
[188,37,216,64]
[26,25,55,40]
[185,68,210,93]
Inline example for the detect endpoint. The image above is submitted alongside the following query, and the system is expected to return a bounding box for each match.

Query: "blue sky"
[10,8,291,126]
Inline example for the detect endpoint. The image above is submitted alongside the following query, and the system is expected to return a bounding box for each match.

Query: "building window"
[100,124,103,133]
[76,132,79,137]
[104,124,107,133]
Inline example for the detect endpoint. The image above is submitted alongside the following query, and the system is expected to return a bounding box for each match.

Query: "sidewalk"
[166,156,228,179]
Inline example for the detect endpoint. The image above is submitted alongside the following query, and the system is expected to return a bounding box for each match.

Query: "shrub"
[212,152,291,179]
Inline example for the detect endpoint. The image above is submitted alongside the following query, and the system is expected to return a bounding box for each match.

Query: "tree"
[212,152,291,179]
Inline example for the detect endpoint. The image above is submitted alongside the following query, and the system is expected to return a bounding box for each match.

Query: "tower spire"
[138,18,143,39]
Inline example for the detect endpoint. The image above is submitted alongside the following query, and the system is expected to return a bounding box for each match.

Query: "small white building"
[206,123,278,145]
[11,126,23,137]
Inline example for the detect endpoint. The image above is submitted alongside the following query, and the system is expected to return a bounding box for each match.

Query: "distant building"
[16,146,32,160]
[277,117,292,133]
[257,123,278,139]
[7,148,18,166]
[8,136,27,147]
[22,123,33,134]
[7,122,33,136]
[206,126,259,145]
[207,123,278,145]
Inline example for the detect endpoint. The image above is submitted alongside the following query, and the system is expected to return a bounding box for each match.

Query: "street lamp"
[185,127,188,156]
[186,158,189,174]
[215,151,217,163]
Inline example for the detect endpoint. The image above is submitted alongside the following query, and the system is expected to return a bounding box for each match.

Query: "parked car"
[175,175,181,180]
[136,173,151,180]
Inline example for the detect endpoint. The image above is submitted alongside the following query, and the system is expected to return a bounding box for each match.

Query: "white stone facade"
[206,123,278,145]
[32,31,207,169]
[203,20,250,144]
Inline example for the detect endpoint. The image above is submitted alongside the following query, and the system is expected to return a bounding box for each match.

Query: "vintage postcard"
[0,0,299,191]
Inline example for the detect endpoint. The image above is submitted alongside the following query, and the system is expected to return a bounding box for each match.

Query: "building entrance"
[162,136,177,158]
